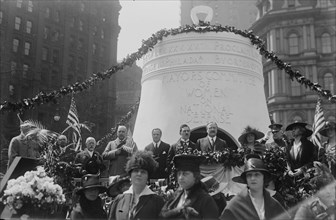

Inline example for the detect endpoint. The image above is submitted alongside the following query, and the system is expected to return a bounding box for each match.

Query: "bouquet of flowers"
[1,166,66,218]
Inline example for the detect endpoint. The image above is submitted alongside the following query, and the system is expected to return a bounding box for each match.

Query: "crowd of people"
[4,119,336,219]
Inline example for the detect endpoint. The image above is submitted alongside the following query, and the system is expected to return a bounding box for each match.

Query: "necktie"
[210,138,214,151]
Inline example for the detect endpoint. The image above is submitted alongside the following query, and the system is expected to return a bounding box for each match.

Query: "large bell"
[133,29,270,149]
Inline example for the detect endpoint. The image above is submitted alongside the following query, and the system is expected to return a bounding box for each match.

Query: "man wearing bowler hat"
[285,121,318,177]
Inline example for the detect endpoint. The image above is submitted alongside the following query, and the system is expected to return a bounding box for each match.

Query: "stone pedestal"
[133,31,270,149]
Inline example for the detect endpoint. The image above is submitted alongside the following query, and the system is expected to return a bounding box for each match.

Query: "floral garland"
[167,145,320,208]
[1,23,335,113]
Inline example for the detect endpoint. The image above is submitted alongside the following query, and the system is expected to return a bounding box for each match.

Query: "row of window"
[267,70,335,97]
[16,0,33,12]
[14,16,32,33]
[266,30,333,55]
[12,39,31,55]
[10,61,30,78]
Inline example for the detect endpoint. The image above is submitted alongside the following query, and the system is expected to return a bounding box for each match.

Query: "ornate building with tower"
[251,0,336,125]
[0,0,121,172]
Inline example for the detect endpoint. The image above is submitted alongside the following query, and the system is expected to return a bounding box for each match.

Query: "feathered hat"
[238,126,265,145]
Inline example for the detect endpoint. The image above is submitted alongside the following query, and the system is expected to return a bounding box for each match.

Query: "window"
[291,80,301,96]
[0,11,3,24]
[78,39,83,50]
[11,61,17,75]
[79,19,84,31]
[16,0,23,8]
[9,85,15,96]
[26,21,32,33]
[15,17,21,30]
[93,26,98,36]
[52,49,59,64]
[80,2,85,12]
[13,39,19,52]
[44,27,49,39]
[321,33,332,53]
[55,10,60,22]
[101,29,104,39]
[324,73,335,92]
[23,64,29,78]
[289,33,299,54]
[52,30,60,41]
[45,8,50,18]
[42,47,49,61]
[28,0,33,12]
[100,46,104,57]
[24,42,31,55]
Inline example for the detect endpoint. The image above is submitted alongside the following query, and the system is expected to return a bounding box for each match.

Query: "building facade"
[251,0,336,126]
[0,0,121,172]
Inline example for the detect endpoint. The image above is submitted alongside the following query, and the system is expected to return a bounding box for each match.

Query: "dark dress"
[70,196,107,220]
[144,141,170,179]
[108,185,164,220]
[160,182,219,219]
[220,188,291,220]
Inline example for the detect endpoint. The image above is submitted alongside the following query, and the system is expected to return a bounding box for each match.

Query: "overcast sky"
[117,0,181,61]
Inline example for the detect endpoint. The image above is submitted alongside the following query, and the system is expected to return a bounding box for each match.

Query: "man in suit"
[196,122,233,152]
[144,128,170,179]
[167,124,196,173]
[103,125,138,176]
[74,137,105,174]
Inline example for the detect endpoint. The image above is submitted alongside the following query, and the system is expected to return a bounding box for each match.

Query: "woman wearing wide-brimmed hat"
[285,121,318,177]
[160,154,219,219]
[70,174,107,219]
[318,121,336,178]
[238,126,266,156]
[220,157,290,220]
[108,151,164,220]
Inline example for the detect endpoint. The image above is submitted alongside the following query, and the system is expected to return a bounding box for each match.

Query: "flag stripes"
[311,98,325,149]
[66,96,82,151]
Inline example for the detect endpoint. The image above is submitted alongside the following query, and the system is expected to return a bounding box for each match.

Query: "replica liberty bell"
[133,6,270,149]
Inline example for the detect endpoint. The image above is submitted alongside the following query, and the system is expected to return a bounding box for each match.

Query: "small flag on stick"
[311,98,325,149]
[66,96,82,151]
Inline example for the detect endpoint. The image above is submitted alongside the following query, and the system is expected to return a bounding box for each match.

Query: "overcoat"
[144,141,170,179]
[220,188,291,220]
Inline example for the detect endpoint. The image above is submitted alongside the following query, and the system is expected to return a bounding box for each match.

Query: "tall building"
[180,0,258,30]
[0,0,121,172]
[251,0,336,125]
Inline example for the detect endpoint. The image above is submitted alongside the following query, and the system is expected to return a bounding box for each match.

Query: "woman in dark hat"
[70,174,107,219]
[107,174,131,199]
[160,155,219,219]
[238,126,266,155]
[285,121,318,177]
[108,151,164,220]
[318,121,336,178]
[220,157,290,220]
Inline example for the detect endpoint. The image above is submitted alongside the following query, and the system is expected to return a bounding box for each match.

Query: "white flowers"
[1,166,66,212]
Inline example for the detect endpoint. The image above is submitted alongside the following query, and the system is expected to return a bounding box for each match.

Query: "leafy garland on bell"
[1,22,335,113]
[168,145,320,208]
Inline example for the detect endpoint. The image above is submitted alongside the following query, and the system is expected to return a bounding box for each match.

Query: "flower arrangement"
[1,166,66,218]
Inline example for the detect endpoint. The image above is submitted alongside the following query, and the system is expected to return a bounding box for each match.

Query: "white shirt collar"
[153,141,161,147]
[208,136,216,142]
[123,185,155,197]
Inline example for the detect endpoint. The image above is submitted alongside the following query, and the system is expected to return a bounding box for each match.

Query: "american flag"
[311,98,325,149]
[66,96,81,150]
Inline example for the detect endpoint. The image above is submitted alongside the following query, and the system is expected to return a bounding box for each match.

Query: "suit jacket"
[102,137,138,176]
[167,139,196,173]
[196,136,234,153]
[144,141,170,179]
[286,137,317,171]
[220,188,290,220]
[74,150,105,174]
[160,182,219,219]
[109,186,164,220]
